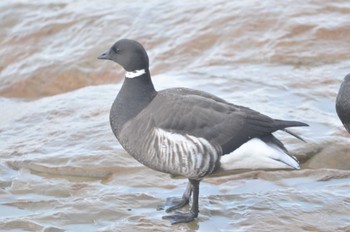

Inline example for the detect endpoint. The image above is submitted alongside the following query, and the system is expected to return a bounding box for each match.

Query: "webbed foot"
[162,211,197,224]
[157,182,192,212]
[157,196,190,212]
[162,179,200,224]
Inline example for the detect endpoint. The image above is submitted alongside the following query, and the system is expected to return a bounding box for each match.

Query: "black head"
[98,39,149,72]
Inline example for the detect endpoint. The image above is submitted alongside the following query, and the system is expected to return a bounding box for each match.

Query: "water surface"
[1,0,350,231]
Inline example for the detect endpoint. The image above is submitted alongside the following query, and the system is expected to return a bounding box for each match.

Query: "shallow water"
[1,0,350,231]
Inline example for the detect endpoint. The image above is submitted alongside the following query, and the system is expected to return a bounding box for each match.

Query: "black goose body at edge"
[336,73,350,133]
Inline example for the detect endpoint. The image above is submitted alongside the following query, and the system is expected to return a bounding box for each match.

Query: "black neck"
[111,69,157,136]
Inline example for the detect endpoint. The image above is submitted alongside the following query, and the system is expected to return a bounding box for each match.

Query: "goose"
[97,39,308,224]
[336,73,350,133]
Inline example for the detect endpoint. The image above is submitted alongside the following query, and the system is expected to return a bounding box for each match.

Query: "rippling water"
[1,0,350,231]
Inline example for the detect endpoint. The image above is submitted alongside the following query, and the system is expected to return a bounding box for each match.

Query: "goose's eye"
[112,47,120,53]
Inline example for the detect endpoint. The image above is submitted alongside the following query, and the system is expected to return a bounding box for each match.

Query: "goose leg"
[157,181,192,212]
[163,179,200,224]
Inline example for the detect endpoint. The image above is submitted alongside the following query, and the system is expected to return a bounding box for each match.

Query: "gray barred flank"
[199,141,209,173]
[199,137,218,176]
[142,127,220,178]
[145,131,156,163]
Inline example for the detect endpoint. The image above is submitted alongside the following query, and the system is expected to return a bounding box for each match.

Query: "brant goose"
[98,39,308,224]
[336,73,350,133]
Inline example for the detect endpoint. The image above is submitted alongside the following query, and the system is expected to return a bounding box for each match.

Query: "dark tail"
[276,120,309,128]
[275,120,309,142]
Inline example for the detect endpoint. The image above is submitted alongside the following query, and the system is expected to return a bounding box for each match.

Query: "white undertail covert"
[220,138,299,170]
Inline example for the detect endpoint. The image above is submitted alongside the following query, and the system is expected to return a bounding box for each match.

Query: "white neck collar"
[125,69,146,78]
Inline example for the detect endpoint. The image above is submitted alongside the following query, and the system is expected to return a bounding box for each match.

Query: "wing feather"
[136,88,290,154]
